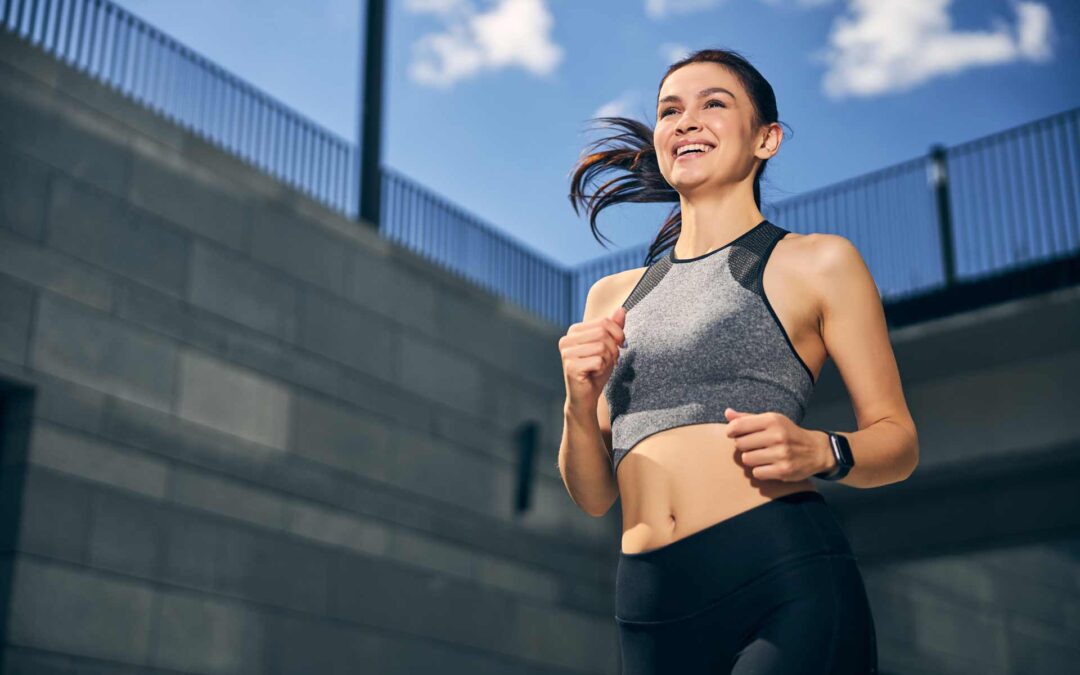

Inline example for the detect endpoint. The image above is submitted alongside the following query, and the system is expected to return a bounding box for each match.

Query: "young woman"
[557,48,919,673]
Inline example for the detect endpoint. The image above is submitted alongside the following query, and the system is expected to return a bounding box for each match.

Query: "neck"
[674,182,763,258]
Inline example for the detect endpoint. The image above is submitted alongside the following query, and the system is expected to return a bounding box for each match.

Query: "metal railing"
[4,0,1077,328]
[1,0,358,214]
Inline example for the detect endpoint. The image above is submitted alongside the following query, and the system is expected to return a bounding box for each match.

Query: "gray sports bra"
[601,218,816,475]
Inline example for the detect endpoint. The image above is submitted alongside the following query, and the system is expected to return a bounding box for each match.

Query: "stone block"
[28,423,169,500]
[0,142,49,241]
[258,612,377,675]
[249,204,348,295]
[1006,611,1080,673]
[127,148,248,252]
[16,467,92,564]
[188,242,300,343]
[46,174,190,297]
[240,533,329,615]
[289,391,391,479]
[0,229,113,312]
[343,249,437,336]
[387,425,504,517]
[29,374,106,435]
[0,273,33,365]
[88,488,166,579]
[151,590,264,675]
[31,294,177,413]
[282,498,390,557]
[160,509,252,594]
[6,557,154,665]
[298,290,395,379]
[396,332,486,418]
[433,289,513,371]
[168,465,285,531]
[0,58,133,199]
[176,350,291,450]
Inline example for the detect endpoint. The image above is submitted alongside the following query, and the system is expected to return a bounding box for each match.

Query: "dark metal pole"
[929,143,956,288]
[358,0,385,229]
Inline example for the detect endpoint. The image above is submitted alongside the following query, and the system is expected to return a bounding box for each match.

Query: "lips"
[673,146,715,162]
[671,140,716,160]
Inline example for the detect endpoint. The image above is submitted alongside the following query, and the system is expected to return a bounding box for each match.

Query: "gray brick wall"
[0,28,615,675]
[863,544,1080,674]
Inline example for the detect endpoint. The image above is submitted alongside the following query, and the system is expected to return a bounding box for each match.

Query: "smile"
[674,146,714,162]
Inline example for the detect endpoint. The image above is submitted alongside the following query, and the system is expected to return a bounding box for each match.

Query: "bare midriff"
[615,421,818,555]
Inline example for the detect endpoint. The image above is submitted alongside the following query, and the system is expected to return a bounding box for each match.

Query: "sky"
[110,0,1079,267]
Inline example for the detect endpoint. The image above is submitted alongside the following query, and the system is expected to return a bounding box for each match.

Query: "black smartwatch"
[814,431,854,480]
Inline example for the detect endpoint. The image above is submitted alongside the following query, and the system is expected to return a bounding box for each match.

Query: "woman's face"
[653,62,771,192]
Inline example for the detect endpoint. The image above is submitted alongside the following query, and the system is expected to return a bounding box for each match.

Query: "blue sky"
[112,0,1078,267]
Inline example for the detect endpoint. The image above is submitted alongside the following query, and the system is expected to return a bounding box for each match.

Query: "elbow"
[587,488,618,518]
[903,429,920,479]
[586,499,614,519]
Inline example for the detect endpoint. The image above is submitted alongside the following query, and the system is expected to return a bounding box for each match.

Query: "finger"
[561,326,613,352]
[574,355,605,376]
[750,464,786,481]
[600,317,626,347]
[733,428,783,452]
[582,324,621,349]
[565,341,610,364]
[611,305,627,326]
[738,446,785,467]
[724,411,771,437]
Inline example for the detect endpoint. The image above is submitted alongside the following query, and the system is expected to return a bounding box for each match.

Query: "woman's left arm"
[808,234,920,488]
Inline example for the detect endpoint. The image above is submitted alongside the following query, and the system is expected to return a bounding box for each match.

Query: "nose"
[675,111,700,135]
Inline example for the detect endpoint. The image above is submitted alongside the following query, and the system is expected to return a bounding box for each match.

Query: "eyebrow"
[657,87,736,106]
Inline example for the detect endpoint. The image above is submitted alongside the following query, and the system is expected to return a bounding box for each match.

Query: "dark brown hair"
[568,48,790,266]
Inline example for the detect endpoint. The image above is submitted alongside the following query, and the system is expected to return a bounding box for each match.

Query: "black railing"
[1,0,358,214]
[4,0,1077,328]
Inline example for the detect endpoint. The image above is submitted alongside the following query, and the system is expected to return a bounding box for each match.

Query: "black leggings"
[615,490,877,674]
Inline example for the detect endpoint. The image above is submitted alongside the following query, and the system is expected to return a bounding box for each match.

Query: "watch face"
[833,433,854,467]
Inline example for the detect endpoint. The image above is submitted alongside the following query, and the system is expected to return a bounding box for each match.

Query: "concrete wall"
[2,25,1079,675]
[0,29,618,674]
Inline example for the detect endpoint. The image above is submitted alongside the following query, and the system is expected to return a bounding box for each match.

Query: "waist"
[616,423,817,546]
[615,490,855,623]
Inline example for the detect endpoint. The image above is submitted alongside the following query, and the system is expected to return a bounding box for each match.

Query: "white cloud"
[593,91,640,121]
[646,0,832,19]
[645,0,722,20]
[816,0,1055,99]
[659,42,692,63]
[406,0,564,89]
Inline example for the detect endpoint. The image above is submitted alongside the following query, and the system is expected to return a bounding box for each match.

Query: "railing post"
[358,0,386,230]
[929,143,956,287]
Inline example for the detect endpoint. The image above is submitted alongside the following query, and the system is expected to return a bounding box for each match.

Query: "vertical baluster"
[26,0,39,43]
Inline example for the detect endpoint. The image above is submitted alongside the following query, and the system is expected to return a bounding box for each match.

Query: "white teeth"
[675,143,714,157]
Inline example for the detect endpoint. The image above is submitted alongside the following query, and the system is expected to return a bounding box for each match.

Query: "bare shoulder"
[774,230,862,278]
[582,265,649,322]
[774,230,872,311]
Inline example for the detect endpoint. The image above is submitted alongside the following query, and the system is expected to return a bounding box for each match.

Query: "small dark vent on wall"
[0,379,35,648]
[514,421,540,515]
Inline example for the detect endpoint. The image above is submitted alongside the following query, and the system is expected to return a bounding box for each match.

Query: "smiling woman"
[558,46,918,674]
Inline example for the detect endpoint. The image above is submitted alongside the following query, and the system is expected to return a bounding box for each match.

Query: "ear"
[756,121,782,160]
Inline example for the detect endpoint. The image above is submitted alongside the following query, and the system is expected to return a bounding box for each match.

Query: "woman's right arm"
[557,277,624,518]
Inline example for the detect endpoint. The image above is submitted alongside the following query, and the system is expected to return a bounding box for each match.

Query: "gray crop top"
[601,218,816,475]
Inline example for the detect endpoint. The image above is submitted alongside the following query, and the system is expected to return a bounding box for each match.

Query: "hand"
[559,305,626,410]
[724,408,834,482]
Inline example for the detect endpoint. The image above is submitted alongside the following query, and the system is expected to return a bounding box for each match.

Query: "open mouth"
[673,144,715,161]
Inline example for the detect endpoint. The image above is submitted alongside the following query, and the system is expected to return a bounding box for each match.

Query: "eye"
[659,99,726,118]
